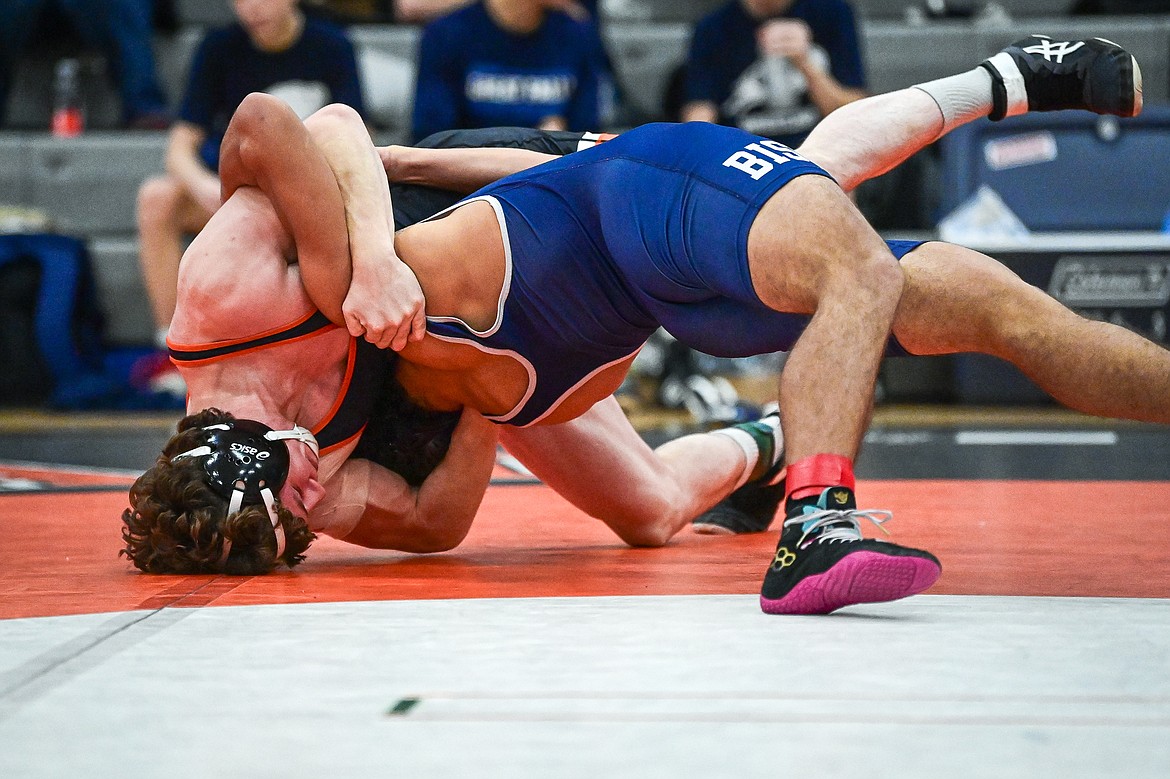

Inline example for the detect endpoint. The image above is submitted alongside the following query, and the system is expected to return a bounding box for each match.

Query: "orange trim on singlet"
[166,310,338,366]
[319,425,366,457]
[311,338,358,439]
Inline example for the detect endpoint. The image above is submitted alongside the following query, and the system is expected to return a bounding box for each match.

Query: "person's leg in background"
[136,175,212,346]
[132,174,212,400]
[0,0,49,127]
[57,0,171,127]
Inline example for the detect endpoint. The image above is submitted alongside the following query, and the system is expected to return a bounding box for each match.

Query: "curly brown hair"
[121,408,316,575]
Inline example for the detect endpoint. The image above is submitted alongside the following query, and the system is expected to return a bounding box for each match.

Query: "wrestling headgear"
[171,419,319,560]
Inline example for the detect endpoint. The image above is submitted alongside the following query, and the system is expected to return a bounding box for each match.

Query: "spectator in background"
[133,0,365,400]
[412,0,612,142]
[682,0,866,148]
[396,0,596,24]
[664,0,865,424]
[0,0,171,129]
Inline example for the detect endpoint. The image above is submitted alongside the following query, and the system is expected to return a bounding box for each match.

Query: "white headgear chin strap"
[265,425,319,457]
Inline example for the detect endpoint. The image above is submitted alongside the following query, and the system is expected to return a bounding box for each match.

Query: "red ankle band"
[786,453,855,501]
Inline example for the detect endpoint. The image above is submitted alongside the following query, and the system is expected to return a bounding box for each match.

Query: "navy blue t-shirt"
[686,0,865,147]
[412,2,612,142]
[180,17,365,169]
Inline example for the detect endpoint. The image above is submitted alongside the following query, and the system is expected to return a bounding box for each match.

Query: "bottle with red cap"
[51,58,85,138]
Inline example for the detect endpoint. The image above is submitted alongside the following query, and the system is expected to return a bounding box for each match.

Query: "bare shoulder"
[171,188,314,342]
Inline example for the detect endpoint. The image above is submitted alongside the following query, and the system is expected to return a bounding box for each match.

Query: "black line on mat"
[387,698,421,717]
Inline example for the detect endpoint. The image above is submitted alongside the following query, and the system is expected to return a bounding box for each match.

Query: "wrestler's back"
[169,187,353,436]
[393,201,637,425]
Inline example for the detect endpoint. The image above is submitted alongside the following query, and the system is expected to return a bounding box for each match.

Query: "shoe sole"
[691,515,774,535]
[759,551,941,615]
[1088,39,1143,117]
[692,521,737,536]
[1130,54,1144,116]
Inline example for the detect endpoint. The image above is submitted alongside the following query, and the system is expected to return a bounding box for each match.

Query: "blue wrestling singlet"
[423,122,925,427]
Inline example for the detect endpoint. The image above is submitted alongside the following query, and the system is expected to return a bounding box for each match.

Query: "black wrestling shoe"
[981,35,1142,121]
[693,459,786,535]
[693,414,784,535]
[760,488,941,615]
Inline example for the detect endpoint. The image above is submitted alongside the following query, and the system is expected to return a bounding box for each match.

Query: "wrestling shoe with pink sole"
[760,487,940,615]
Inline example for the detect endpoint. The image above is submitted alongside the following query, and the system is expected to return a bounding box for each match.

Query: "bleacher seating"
[2,11,1168,346]
[173,0,235,27]
[349,25,421,135]
[0,134,166,344]
[602,22,692,121]
[849,0,1075,21]
[600,0,724,24]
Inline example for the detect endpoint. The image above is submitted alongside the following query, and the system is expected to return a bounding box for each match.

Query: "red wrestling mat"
[2,479,1168,620]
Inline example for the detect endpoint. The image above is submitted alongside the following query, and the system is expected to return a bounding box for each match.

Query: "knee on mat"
[604,503,680,548]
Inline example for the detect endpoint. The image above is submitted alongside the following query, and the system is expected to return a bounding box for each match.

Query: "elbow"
[233,92,280,134]
[309,102,364,125]
[399,513,474,554]
[614,524,674,549]
[225,93,279,162]
[303,104,373,155]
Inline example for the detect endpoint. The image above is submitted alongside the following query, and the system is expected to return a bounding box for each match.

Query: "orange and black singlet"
[168,310,389,455]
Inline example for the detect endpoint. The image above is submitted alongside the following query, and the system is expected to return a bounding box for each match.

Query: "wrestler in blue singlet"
[423,122,923,426]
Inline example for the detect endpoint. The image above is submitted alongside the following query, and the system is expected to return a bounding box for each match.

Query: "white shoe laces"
[783,508,894,548]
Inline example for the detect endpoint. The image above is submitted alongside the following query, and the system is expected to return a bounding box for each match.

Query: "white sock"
[711,428,759,489]
[155,327,170,349]
[913,67,995,137]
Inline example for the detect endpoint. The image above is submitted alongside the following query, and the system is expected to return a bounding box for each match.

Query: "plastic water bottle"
[51,58,84,138]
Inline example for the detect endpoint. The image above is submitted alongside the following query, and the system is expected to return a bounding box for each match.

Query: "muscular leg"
[499,396,758,547]
[798,88,944,193]
[894,242,1170,423]
[798,70,992,193]
[747,174,903,465]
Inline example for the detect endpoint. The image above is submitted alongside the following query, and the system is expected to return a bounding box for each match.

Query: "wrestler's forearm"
[382,145,557,192]
[305,105,429,348]
[219,93,352,323]
[340,408,497,551]
[796,88,944,193]
[304,106,397,262]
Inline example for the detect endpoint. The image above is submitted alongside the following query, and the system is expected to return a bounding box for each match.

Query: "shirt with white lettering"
[411,1,612,142]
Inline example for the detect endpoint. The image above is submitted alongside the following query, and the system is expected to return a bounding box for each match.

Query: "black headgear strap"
[171,419,319,561]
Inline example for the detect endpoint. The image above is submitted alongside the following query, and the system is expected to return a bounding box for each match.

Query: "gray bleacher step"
[22,132,167,236]
[174,0,235,27]
[603,22,692,120]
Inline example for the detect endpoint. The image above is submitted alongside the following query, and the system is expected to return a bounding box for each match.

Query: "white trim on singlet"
[522,346,643,428]
[415,193,640,427]
[421,195,512,338]
[424,332,537,424]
